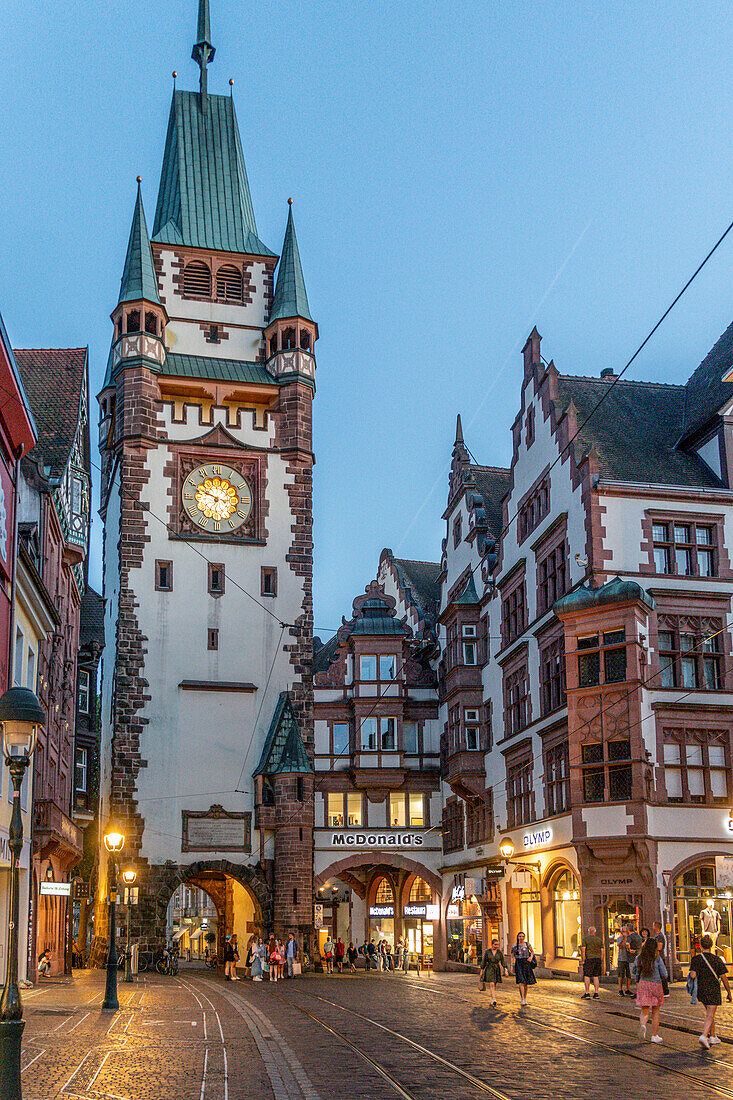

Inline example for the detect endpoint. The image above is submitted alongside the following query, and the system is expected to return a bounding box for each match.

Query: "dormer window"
[127,310,140,333]
[145,311,158,335]
[216,265,243,304]
[282,327,296,350]
[183,261,212,298]
[300,329,311,351]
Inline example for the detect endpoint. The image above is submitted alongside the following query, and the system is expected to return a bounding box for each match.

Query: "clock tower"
[96,0,315,952]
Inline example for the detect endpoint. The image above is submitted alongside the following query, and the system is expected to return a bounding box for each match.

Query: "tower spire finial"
[191,0,216,103]
[455,413,464,445]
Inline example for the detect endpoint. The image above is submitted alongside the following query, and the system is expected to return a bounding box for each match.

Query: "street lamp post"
[121,870,136,983]
[102,827,125,1012]
[0,686,45,1100]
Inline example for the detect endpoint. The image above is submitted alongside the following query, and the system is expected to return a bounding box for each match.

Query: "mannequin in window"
[700,897,721,949]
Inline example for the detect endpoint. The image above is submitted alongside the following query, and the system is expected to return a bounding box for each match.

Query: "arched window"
[300,329,311,351]
[144,312,158,335]
[375,878,394,905]
[216,265,243,303]
[269,335,278,357]
[183,261,212,298]
[409,878,431,904]
[127,310,140,333]
[552,869,581,959]
[282,327,296,350]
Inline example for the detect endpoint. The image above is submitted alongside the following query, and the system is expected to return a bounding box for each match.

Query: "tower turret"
[265,200,317,388]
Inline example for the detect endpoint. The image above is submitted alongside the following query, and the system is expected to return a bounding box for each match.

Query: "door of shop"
[603,899,640,973]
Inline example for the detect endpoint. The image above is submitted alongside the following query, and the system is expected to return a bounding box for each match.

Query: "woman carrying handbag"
[689,934,732,1049]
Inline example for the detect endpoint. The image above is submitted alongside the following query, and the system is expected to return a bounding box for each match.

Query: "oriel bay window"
[663,731,729,804]
[326,791,363,827]
[581,738,632,803]
[359,654,399,681]
[359,716,397,750]
[577,629,626,687]
[333,722,350,756]
[652,521,717,577]
[464,708,480,750]
[657,620,723,689]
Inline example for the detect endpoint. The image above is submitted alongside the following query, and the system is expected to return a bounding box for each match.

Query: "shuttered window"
[183,262,212,298]
[216,265,243,303]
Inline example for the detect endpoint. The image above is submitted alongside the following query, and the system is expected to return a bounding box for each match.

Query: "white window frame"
[78,669,90,714]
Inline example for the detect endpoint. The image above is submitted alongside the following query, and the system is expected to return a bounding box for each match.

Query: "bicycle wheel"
[137,954,148,973]
[156,959,168,974]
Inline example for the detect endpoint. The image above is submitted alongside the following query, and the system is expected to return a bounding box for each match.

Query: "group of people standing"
[223,932,300,982]
[320,936,414,973]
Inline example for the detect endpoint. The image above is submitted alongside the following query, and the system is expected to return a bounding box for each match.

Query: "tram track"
[267,983,513,1100]
[385,977,733,1095]
[280,982,733,1100]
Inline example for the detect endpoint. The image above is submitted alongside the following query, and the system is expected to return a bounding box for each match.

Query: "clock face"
[181,463,253,533]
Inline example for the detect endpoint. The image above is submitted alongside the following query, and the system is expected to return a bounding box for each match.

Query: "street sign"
[40,882,71,897]
[314,903,323,928]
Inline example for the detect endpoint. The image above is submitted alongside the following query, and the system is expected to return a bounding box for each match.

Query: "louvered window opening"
[216,266,243,303]
[183,262,212,298]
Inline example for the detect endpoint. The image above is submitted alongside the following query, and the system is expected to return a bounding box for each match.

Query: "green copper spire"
[118,179,161,306]
[191,0,215,101]
[269,200,313,324]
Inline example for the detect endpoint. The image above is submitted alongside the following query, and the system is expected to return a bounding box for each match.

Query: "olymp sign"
[523,828,552,850]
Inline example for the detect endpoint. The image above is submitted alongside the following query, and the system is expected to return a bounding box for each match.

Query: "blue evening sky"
[2,1,733,636]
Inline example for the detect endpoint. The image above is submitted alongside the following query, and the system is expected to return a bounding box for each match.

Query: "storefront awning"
[189,928,203,942]
[172,927,187,942]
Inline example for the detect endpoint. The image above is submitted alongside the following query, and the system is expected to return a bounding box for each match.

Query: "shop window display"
[673,862,733,964]
[519,877,542,954]
[447,894,484,963]
[553,870,582,958]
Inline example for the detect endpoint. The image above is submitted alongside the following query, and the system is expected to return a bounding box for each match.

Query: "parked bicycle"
[205,953,219,969]
[156,946,179,975]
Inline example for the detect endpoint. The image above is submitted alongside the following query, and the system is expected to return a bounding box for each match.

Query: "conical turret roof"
[118,181,161,306]
[269,202,312,323]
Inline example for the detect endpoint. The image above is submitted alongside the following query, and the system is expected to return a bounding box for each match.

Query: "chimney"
[601,368,616,380]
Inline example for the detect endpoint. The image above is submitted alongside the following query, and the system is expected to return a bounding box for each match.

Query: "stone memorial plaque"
[182,805,251,853]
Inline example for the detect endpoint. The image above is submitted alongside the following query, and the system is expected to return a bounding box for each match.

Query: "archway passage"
[315,855,443,967]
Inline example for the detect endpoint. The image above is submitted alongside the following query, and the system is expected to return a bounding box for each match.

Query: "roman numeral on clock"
[212,465,221,475]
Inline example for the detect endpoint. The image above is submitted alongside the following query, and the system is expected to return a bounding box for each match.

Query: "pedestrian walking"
[511,932,536,1006]
[347,941,358,972]
[689,934,732,1049]
[581,925,603,999]
[285,932,299,978]
[653,921,669,995]
[335,937,345,973]
[367,939,378,971]
[632,937,667,1043]
[231,934,240,981]
[323,935,334,974]
[244,936,255,979]
[640,927,650,946]
[480,939,508,1005]
[402,944,409,973]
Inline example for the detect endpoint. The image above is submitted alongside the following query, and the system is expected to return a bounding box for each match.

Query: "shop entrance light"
[499,838,515,861]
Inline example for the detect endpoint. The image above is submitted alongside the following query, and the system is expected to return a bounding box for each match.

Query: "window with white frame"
[333,722,349,756]
[462,624,477,666]
[13,626,23,687]
[381,717,396,750]
[78,669,90,714]
[464,708,480,750]
[360,717,377,750]
[379,655,396,680]
[75,747,88,793]
[663,731,728,804]
[26,647,35,691]
[359,655,377,680]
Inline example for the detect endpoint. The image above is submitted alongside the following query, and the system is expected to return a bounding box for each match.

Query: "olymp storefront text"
[456,813,733,979]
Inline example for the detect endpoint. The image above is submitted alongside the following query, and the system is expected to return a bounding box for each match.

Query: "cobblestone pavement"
[18,967,733,1099]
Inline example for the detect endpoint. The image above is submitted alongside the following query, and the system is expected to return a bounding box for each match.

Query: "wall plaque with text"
[182,805,251,853]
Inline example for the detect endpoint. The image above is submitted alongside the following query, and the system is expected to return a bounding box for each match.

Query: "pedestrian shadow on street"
[470,1005,510,1033]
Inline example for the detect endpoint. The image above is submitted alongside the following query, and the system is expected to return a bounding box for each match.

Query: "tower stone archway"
[126,860,272,955]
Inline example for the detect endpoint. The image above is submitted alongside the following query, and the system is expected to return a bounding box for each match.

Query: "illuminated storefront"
[402,878,436,957]
[447,886,484,963]
[552,870,582,959]
[673,860,733,965]
[369,879,395,942]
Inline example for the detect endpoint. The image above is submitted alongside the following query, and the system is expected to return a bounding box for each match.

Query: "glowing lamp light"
[499,838,515,861]
[121,869,137,886]
[104,828,125,854]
